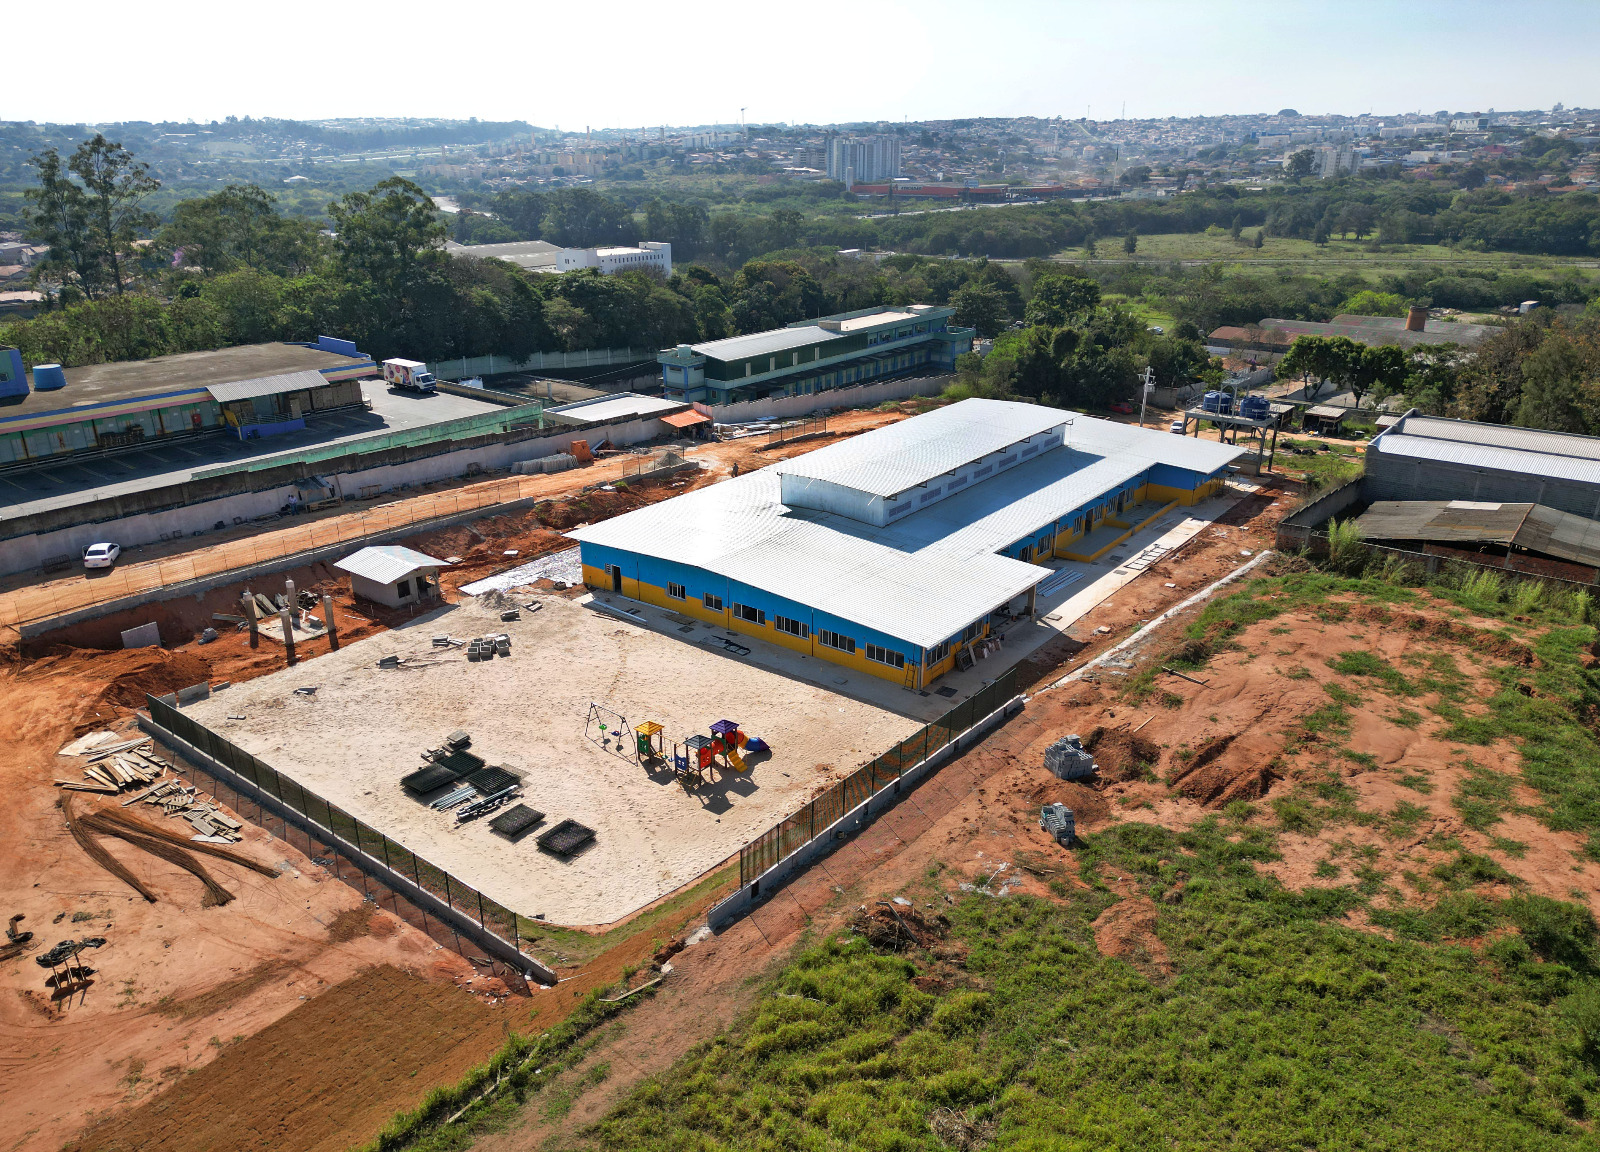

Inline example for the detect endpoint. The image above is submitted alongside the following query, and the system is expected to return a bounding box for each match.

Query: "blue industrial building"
[571,399,1242,689]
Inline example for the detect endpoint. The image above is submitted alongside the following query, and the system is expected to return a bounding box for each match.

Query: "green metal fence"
[146,694,526,957]
[737,669,1018,886]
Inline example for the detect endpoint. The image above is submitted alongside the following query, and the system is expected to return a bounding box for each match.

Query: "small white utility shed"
[335,546,448,608]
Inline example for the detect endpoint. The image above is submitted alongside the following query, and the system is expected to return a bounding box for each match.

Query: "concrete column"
[285,578,299,626]
[243,591,259,649]
[280,608,297,666]
[1027,584,1038,618]
[322,594,339,652]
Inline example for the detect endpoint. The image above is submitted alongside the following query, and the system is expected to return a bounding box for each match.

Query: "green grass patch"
[587,819,1600,1150]
[1327,649,1419,696]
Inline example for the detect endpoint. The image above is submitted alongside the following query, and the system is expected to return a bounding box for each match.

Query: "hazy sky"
[9,0,1597,128]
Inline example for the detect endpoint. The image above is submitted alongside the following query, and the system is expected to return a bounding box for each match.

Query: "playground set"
[584,701,770,787]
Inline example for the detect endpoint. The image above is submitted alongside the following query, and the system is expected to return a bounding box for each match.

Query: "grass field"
[575,569,1600,1152]
[1062,231,1600,278]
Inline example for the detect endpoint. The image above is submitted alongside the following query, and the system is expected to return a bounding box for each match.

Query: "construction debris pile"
[53,731,247,845]
[467,633,512,661]
[848,899,949,952]
[54,732,171,795]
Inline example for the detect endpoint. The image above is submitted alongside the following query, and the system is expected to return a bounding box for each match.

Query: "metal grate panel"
[466,766,520,794]
[402,764,459,793]
[537,819,596,855]
[490,804,546,837]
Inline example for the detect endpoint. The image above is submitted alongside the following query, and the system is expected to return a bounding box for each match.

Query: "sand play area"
[181,594,919,926]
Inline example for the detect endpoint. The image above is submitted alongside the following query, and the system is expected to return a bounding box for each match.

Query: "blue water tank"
[32,363,66,391]
[1202,390,1233,416]
[0,348,26,399]
[1239,394,1271,420]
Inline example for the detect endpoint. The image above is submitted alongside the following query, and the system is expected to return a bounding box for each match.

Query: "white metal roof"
[1374,430,1600,486]
[774,398,1070,498]
[835,310,919,332]
[571,402,1242,647]
[1398,416,1600,463]
[691,325,841,361]
[207,370,330,404]
[335,546,448,585]
[546,393,686,425]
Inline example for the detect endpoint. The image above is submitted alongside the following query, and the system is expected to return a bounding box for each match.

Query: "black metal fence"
[738,668,1018,886]
[146,693,528,960]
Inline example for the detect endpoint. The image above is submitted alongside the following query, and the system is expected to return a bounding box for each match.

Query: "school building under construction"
[571,399,1242,689]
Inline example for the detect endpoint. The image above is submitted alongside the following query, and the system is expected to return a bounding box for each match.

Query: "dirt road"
[0,408,906,637]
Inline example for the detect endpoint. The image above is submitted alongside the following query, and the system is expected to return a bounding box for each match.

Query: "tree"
[1229,214,1244,241]
[68,134,161,296]
[1123,230,1138,255]
[1252,230,1264,249]
[1025,274,1100,327]
[728,261,824,333]
[950,282,1010,338]
[1285,150,1316,179]
[328,177,446,293]
[768,208,804,250]
[541,188,639,248]
[163,184,320,277]
[23,148,104,299]
[1340,290,1407,317]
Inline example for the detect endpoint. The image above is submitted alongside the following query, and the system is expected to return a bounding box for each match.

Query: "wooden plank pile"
[53,732,246,844]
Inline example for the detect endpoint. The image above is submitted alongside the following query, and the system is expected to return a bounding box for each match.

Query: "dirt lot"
[183,594,920,927]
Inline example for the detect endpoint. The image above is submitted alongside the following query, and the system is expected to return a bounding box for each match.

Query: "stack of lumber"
[136,781,245,844]
[54,737,170,795]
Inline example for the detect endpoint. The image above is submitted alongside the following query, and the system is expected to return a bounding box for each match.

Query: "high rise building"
[827,135,902,186]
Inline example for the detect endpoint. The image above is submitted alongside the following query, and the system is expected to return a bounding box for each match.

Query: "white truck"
[382,358,437,394]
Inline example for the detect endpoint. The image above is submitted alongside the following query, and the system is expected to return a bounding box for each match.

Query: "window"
[704,593,724,611]
[775,615,808,638]
[866,643,905,669]
[396,579,412,599]
[733,603,766,626]
[818,629,856,654]
[926,641,950,664]
[667,582,686,600]
[963,620,984,642]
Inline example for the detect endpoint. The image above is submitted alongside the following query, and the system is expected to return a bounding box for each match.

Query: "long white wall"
[709,374,951,425]
[2,416,668,578]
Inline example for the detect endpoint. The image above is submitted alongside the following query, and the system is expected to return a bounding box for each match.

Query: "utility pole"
[1138,365,1155,429]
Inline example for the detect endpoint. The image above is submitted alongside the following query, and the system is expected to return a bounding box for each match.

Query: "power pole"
[1138,365,1155,429]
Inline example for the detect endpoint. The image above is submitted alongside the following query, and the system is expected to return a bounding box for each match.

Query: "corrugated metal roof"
[1355,499,1600,567]
[570,403,1242,648]
[1399,416,1600,462]
[334,546,447,585]
[208,370,330,404]
[1373,431,1600,486]
[545,394,686,425]
[690,325,841,361]
[774,399,1070,498]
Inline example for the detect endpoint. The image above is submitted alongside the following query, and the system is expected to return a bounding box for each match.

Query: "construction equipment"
[456,786,520,823]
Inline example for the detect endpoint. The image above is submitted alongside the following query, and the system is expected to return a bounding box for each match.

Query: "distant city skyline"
[6,0,1598,128]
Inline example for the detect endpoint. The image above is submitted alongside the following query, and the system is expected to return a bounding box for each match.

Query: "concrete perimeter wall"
[709,374,953,425]
[707,692,1025,931]
[1,415,670,577]
[137,709,557,984]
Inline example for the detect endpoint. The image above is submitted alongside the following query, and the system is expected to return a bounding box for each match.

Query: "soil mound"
[1083,726,1161,784]
[1091,896,1173,979]
[1166,732,1282,806]
[849,901,949,951]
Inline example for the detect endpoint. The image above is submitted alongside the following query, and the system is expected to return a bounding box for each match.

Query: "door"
[607,565,623,593]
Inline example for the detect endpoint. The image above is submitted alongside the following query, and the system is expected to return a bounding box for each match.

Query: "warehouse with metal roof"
[1366,413,1600,519]
[657,304,975,405]
[570,399,1242,688]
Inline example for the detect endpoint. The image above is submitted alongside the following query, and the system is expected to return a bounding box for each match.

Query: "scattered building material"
[1040,803,1076,847]
[490,804,545,838]
[536,819,596,856]
[1043,735,1096,781]
[120,622,161,649]
[1161,667,1209,687]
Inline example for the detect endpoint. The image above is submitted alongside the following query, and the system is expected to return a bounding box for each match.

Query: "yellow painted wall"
[585,567,915,685]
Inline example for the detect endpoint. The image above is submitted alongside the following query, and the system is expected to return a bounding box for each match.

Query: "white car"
[1169,419,1185,434]
[82,542,121,569]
